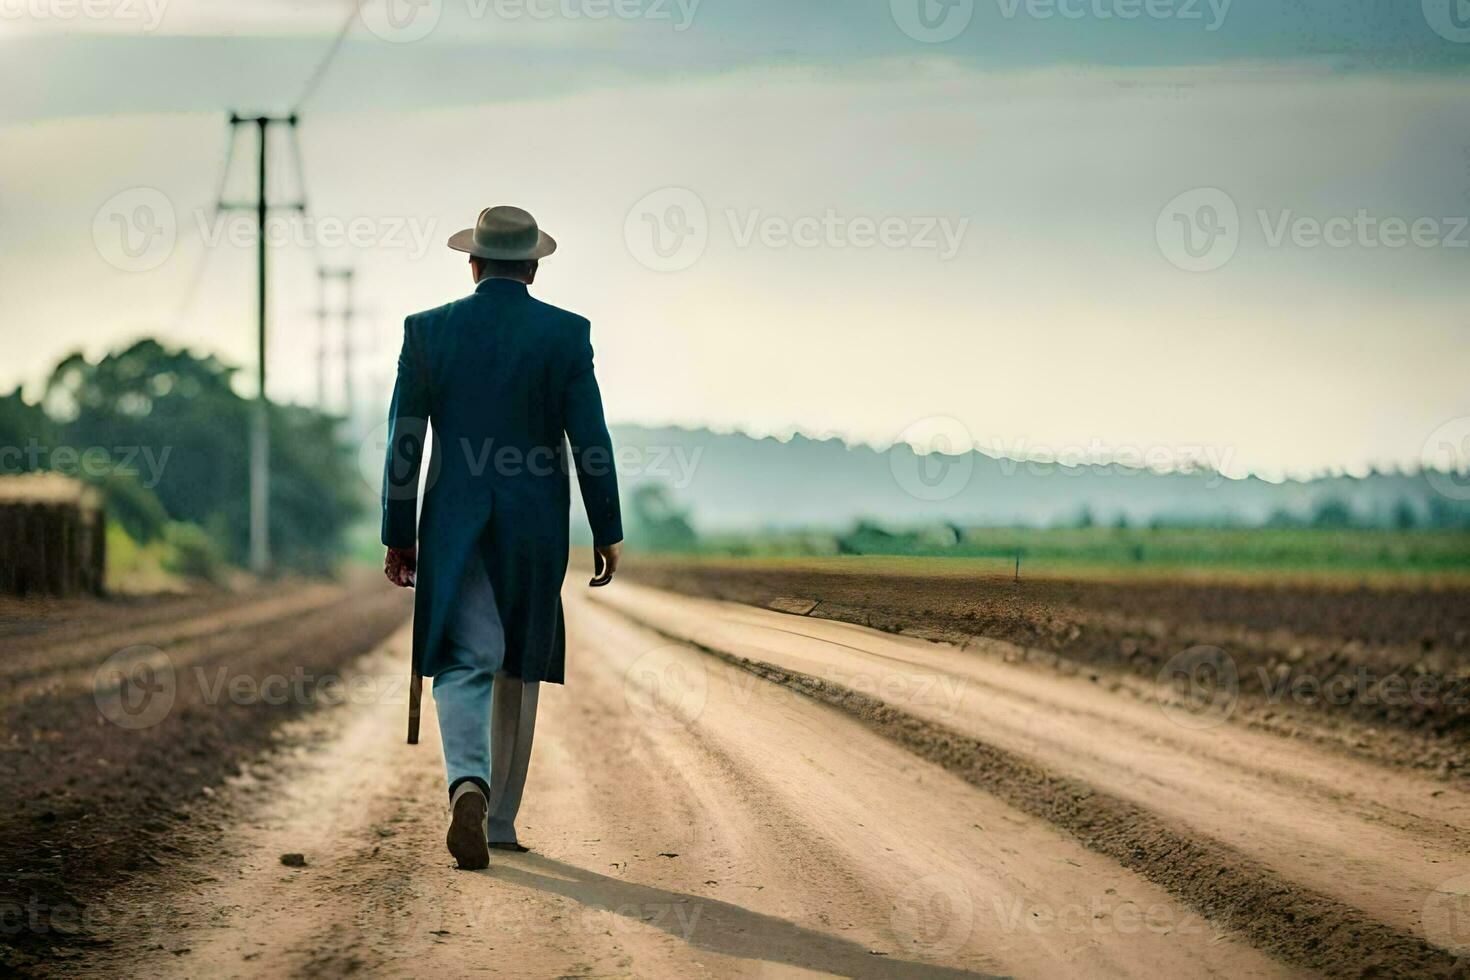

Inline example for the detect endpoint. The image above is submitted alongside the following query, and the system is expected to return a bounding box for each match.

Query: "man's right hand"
[589,541,621,587]
[384,546,417,588]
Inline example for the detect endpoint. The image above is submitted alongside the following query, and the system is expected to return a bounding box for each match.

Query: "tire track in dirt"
[594,588,1465,979]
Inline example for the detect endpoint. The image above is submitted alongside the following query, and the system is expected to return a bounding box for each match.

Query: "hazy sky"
[3,0,1468,480]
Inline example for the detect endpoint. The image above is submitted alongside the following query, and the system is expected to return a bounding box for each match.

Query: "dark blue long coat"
[380,277,622,684]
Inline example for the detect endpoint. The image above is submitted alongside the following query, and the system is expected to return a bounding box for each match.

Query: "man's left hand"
[385,546,417,588]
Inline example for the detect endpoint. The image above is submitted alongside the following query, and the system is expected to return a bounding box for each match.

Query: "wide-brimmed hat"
[447,205,557,261]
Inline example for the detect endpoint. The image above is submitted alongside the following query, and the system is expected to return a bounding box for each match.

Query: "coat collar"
[474,277,529,297]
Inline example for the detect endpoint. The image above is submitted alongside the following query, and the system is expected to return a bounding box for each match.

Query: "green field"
[668,526,1470,585]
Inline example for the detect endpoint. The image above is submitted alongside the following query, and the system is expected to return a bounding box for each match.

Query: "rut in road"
[593,584,1469,979]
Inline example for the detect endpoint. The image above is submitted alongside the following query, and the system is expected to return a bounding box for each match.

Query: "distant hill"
[567,425,1461,537]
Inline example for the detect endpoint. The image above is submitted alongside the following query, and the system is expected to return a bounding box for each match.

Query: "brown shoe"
[446,784,490,871]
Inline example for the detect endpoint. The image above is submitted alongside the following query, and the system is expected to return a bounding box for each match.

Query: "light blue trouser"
[434,551,540,845]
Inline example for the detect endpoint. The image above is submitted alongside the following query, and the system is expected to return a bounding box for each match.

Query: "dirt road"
[22,581,1459,978]
[17,581,1452,980]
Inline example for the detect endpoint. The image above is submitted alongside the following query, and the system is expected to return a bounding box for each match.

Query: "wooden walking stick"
[407,665,423,745]
[406,565,422,745]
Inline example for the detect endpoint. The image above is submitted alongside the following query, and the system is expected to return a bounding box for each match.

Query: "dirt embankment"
[0,581,412,971]
[622,560,1470,778]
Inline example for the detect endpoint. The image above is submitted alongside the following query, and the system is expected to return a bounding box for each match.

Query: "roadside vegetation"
[1,339,365,582]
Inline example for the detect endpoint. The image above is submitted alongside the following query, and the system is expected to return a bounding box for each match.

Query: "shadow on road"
[489,852,1005,979]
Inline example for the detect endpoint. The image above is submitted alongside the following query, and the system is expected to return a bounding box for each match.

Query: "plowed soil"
[622,558,1470,779]
[0,579,412,971]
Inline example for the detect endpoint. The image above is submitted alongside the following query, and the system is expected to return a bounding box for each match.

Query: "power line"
[171,117,241,327]
[292,1,359,114]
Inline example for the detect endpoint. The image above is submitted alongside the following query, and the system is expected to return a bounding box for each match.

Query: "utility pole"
[314,269,330,410]
[319,267,356,423]
[220,113,305,575]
